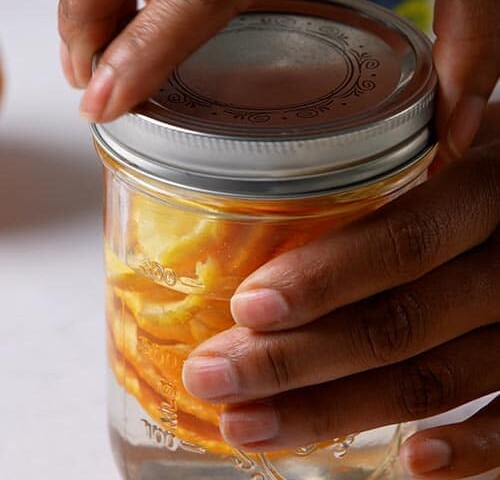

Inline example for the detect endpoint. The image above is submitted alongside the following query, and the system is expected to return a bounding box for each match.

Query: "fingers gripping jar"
[92,1,437,479]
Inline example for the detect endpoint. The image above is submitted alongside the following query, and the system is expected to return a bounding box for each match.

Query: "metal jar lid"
[93,0,436,198]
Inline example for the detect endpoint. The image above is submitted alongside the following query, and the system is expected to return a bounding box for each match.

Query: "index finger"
[58,0,136,88]
[433,0,500,160]
[230,147,500,331]
[76,0,253,123]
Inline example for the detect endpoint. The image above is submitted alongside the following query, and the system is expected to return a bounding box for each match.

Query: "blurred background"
[0,1,497,480]
[0,1,114,479]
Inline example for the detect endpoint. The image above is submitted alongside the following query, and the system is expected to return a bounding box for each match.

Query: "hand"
[58,0,252,122]
[181,133,500,479]
[58,0,499,155]
[432,0,499,161]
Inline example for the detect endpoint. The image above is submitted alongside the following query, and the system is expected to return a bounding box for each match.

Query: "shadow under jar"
[92,1,437,479]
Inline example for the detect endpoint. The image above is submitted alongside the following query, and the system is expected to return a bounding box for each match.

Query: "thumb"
[433,0,499,161]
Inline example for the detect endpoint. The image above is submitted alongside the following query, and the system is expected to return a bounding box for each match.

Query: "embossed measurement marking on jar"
[138,335,183,371]
[137,337,182,429]
[138,259,204,290]
[158,379,178,429]
[141,419,206,454]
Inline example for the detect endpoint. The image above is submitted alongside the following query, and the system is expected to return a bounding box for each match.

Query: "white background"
[0,2,498,480]
[1,1,116,479]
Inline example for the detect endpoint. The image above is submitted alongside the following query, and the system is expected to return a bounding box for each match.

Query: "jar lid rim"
[94,0,436,195]
[93,124,435,198]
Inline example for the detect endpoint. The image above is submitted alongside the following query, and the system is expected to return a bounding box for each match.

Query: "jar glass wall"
[100,145,436,480]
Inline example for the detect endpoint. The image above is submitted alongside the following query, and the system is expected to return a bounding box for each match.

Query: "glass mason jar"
[92,1,437,479]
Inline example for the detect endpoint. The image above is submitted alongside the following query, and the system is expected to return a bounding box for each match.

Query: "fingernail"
[401,438,452,475]
[79,65,115,122]
[231,289,289,328]
[447,95,487,158]
[182,357,238,400]
[221,404,280,446]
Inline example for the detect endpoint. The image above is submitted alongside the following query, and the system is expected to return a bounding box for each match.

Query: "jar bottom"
[109,376,403,480]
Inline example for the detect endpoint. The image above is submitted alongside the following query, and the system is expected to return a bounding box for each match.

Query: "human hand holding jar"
[58,1,499,479]
[188,139,500,478]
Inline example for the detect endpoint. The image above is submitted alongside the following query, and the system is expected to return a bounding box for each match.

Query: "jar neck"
[97,142,437,220]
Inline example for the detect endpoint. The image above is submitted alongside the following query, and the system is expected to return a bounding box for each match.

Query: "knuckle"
[358,292,427,365]
[396,357,456,419]
[272,249,336,309]
[302,263,336,309]
[122,28,151,55]
[257,338,292,391]
[121,14,161,54]
[293,249,337,309]
[380,211,443,277]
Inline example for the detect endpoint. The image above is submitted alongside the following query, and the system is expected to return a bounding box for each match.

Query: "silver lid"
[93,0,436,198]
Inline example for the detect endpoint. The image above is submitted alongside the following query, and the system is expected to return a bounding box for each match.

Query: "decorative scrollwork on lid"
[223,109,272,124]
[288,99,335,119]
[158,14,382,125]
[338,50,380,98]
[166,92,186,104]
[317,25,350,45]
[166,91,212,109]
[364,59,380,70]
[247,112,273,124]
[259,15,298,29]
[351,79,377,97]
[295,109,319,119]
[351,49,381,70]
[226,13,300,31]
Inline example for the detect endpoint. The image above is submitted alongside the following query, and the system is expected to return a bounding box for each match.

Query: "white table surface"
[0,2,498,480]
